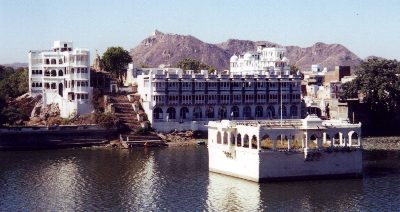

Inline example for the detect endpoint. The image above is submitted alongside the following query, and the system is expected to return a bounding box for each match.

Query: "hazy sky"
[0,0,399,63]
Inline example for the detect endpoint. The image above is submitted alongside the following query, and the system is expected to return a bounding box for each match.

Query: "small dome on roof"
[230,54,238,62]
[244,52,252,60]
[282,57,288,62]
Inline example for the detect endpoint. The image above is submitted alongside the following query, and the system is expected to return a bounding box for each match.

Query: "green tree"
[102,47,132,85]
[175,58,216,74]
[0,67,28,98]
[340,58,400,133]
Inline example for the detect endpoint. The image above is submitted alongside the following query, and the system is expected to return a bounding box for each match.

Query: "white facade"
[208,116,362,182]
[29,41,93,118]
[135,46,303,132]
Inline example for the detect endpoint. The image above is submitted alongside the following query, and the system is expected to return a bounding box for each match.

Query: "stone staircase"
[109,94,140,131]
[108,93,164,146]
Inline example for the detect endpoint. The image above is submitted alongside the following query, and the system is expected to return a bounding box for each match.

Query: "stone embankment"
[158,131,206,147]
[363,137,400,151]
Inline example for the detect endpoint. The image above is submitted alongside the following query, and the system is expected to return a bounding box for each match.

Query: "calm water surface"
[0,146,399,211]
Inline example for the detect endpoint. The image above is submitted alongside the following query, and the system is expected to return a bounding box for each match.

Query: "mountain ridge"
[130,31,362,71]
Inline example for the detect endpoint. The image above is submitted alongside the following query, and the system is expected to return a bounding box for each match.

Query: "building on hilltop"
[133,45,304,132]
[28,41,93,118]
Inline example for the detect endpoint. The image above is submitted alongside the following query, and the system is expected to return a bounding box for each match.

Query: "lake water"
[0,146,399,211]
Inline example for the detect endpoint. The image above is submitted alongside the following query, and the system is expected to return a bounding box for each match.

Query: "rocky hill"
[130,30,362,71]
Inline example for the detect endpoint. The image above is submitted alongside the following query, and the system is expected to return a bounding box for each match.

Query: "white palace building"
[136,45,302,132]
[29,41,93,118]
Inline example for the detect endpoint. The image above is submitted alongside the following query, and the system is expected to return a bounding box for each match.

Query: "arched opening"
[45,59,50,64]
[51,70,57,77]
[180,107,189,120]
[231,106,239,118]
[217,131,221,144]
[44,83,50,89]
[243,134,249,147]
[255,106,263,118]
[309,134,318,148]
[251,135,258,149]
[276,134,289,149]
[153,107,163,120]
[193,107,202,119]
[218,106,227,119]
[290,105,298,117]
[166,107,176,120]
[58,83,63,97]
[333,133,341,145]
[230,132,235,145]
[71,68,75,74]
[58,69,64,76]
[51,59,56,64]
[207,107,214,119]
[59,59,63,64]
[278,105,287,118]
[349,131,359,146]
[267,106,275,119]
[325,134,332,147]
[261,134,272,149]
[223,132,228,145]
[243,106,251,119]
[44,70,50,77]
[236,133,242,147]
[51,83,56,89]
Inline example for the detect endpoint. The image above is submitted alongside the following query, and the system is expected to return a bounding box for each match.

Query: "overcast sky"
[0,0,399,63]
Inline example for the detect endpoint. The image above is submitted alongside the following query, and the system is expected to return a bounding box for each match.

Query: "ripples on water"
[0,147,399,211]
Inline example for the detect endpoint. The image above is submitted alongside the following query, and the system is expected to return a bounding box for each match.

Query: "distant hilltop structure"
[28,41,93,118]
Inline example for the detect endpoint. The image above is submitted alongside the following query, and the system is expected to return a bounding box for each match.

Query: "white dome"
[243,52,252,60]
[230,54,238,62]
[282,57,288,62]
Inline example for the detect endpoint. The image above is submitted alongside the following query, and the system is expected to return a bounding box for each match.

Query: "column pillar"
[331,135,334,148]
[323,133,327,145]
[339,132,343,146]
[257,137,260,150]
[272,139,277,151]
[287,139,291,151]
[348,133,352,146]
[227,131,231,147]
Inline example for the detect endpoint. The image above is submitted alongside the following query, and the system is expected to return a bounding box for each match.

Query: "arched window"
[237,133,242,146]
[51,83,56,89]
[44,70,50,76]
[180,107,189,120]
[251,135,258,149]
[51,59,56,64]
[59,59,63,64]
[58,70,64,76]
[166,107,176,120]
[243,134,249,147]
[223,132,228,144]
[44,83,50,89]
[290,105,298,117]
[255,106,263,118]
[51,70,57,77]
[207,107,214,118]
[218,107,227,119]
[243,106,251,119]
[267,105,275,119]
[153,107,163,120]
[231,106,239,118]
[193,107,202,119]
[217,131,222,144]
[231,132,235,145]
[278,105,287,118]
[71,68,75,74]
[45,59,50,64]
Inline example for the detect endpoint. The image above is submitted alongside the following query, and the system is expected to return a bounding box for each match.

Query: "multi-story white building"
[29,41,93,118]
[136,45,302,132]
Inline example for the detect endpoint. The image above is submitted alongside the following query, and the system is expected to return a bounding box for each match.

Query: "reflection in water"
[0,148,399,210]
[207,172,261,211]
